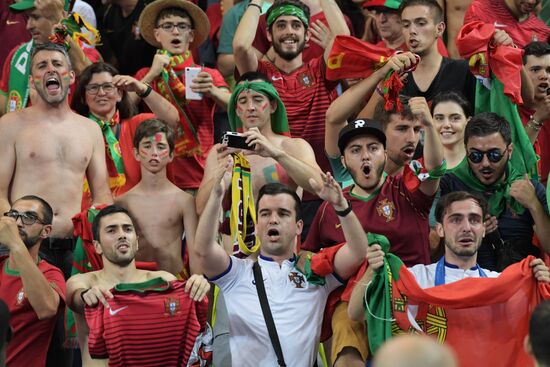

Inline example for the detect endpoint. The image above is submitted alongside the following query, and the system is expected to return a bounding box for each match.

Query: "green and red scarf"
[7,41,33,113]
[154,49,201,157]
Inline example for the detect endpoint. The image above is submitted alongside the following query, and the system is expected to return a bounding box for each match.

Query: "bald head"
[374,335,457,367]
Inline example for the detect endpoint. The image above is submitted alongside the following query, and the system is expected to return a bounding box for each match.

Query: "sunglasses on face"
[467,148,506,164]
[4,210,46,225]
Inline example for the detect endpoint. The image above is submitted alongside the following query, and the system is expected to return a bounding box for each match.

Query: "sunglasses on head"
[467,149,506,164]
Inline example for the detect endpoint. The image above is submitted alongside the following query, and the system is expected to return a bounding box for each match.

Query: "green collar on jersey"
[114,277,172,293]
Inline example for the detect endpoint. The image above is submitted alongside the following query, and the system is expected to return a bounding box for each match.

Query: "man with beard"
[464,0,549,49]
[439,112,550,271]
[303,104,444,366]
[66,205,210,366]
[349,190,550,318]
[0,196,66,367]
[233,0,350,239]
[0,43,113,278]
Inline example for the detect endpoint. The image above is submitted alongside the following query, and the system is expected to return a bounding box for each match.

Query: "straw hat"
[138,0,210,50]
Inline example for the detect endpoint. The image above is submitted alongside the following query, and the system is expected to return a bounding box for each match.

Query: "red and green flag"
[456,21,539,179]
[365,235,550,366]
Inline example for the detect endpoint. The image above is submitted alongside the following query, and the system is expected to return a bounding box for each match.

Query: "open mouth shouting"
[45,74,61,94]
[361,163,372,178]
[401,145,416,160]
[537,82,549,95]
[116,241,131,253]
[408,38,420,49]
[267,228,280,242]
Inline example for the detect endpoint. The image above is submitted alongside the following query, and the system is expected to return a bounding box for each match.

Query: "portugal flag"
[365,235,550,366]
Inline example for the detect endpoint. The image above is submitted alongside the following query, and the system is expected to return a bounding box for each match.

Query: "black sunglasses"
[467,149,506,164]
[3,210,46,225]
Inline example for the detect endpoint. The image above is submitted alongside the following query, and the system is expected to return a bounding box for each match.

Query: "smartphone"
[185,67,203,100]
[222,132,252,150]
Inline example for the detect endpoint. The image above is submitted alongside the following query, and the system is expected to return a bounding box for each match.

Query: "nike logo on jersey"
[335,223,342,229]
[109,306,128,316]
[271,75,283,81]
[493,21,507,28]
[6,20,19,25]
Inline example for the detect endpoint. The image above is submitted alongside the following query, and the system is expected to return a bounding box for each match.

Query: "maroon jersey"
[0,256,66,367]
[464,0,550,48]
[257,57,338,198]
[303,175,432,266]
[85,278,208,367]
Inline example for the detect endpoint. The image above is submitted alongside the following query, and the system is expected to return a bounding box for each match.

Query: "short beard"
[35,86,68,107]
[104,252,134,267]
[272,39,306,61]
[22,234,42,249]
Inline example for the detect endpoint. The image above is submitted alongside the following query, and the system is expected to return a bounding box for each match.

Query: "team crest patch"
[164,298,180,316]
[376,199,395,222]
[298,72,313,87]
[288,272,306,288]
[8,90,22,112]
[16,288,25,306]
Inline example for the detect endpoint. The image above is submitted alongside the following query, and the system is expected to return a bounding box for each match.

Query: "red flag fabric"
[456,21,524,104]
[326,35,394,81]
[389,256,550,367]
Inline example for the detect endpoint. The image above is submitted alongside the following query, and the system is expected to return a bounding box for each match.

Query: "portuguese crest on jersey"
[16,288,26,306]
[288,271,306,288]
[164,297,181,316]
[376,198,395,222]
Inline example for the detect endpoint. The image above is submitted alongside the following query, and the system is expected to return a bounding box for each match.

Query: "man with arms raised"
[66,205,209,367]
[116,118,198,278]
[0,196,65,367]
[0,43,113,278]
[194,159,370,366]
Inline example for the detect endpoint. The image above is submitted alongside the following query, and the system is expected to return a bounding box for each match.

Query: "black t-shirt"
[401,57,476,109]
[97,0,157,76]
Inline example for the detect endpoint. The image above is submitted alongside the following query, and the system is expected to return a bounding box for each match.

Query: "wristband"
[138,83,153,98]
[80,288,91,304]
[335,201,352,217]
[247,3,262,11]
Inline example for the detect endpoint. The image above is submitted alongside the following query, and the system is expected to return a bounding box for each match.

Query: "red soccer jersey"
[0,256,66,367]
[135,66,228,190]
[85,278,208,367]
[464,0,550,48]
[257,57,338,197]
[518,106,550,185]
[303,174,432,266]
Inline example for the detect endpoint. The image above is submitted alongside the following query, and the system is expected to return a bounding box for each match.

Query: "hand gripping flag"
[456,21,539,179]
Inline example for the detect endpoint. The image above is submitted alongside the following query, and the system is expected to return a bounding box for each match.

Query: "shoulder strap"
[252,261,286,367]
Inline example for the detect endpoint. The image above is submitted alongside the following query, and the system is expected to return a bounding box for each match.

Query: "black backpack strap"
[253,261,286,367]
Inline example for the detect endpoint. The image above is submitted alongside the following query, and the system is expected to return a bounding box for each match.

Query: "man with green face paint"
[196,72,322,259]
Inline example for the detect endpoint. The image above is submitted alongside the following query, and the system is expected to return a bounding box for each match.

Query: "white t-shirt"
[212,255,343,367]
[408,262,500,288]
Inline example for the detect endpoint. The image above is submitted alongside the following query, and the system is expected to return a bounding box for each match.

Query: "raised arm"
[348,242,384,321]
[112,75,179,130]
[408,97,445,196]
[310,172,367,279]
[0,217,61,319]
[233,0,261,74]
[86,122,114,206]
[193,157,232,278]
[320,0,350,63]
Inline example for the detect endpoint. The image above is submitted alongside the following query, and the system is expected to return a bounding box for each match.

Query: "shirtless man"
[196,72,322,214]
[66,205,209,367]
[437,0,472,58]
[0,42,113,276]
[115,118,197,277]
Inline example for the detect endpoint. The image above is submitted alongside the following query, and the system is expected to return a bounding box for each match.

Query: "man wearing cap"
[0,0,101,116]
[233,0,350,239]
[0,195,66,367]
[303,98,444,366]
[135,0,231,192]
[196,72,322,251]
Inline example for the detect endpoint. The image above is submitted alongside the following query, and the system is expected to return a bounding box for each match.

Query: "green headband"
[228,81,290,134]
[266,4,309,29]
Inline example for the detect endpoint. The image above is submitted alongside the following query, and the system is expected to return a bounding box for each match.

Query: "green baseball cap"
[10,0,70,12]
[362,0,403,10]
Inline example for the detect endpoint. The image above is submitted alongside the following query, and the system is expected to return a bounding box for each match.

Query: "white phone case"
[185,67,203,100]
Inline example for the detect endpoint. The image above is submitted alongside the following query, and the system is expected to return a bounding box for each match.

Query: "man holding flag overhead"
[349,190,550,366]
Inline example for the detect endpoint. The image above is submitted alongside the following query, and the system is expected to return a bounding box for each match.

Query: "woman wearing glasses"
[71,62,178,200]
